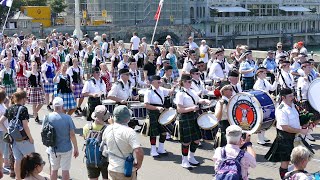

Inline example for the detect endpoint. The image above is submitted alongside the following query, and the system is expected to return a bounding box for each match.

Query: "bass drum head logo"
[228,93,262,134]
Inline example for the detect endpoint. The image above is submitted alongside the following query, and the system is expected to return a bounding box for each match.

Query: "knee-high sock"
[190,141,199,153]
[279,167,288,179]
[150,137,156,145]
[181,144,189,156]
[159,134,166,143]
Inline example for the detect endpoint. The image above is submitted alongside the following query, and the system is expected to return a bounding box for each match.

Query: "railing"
[209,14,320,22]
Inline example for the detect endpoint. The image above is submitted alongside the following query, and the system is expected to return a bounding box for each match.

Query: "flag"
[154,0,164,21]
[0,0,13,7]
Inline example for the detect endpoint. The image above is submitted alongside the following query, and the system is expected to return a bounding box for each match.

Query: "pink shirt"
[213,144,256,180]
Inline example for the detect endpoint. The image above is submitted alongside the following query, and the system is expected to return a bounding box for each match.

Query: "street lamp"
[135,5,137,26]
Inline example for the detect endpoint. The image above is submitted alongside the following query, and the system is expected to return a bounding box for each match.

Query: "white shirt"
[117,61,129,70]
[182,60,197,74]
[189,41,199,51]
[66,66,84,84]
[0,104,7,131]
[300,47,308,55]
[82,77,107,94]
[129,69,145,87]
[41,62,55,74]
[276,102,301,130]
[176,88,199,107]
[108,79,132,101]
[297,76,311,101]
[134,53,146,63]
[208,60,226,80]
[130,36,140,50]
[214,96,229,121]
[102,123,141,173]
[191,79,207,95]
[230,82,242,96]
[199,45,209,63]
[279,69,294,89]
[92,56,103,67]
[253,78,277,92]
[144,86,170,105]
[65,53,76,64]
[0,68,15,79]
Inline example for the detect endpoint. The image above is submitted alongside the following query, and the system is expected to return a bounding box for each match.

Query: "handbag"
[110,127,135,177]
[3,132,13,144]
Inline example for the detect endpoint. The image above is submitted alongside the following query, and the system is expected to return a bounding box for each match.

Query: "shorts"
[49,150,72,171]
[12,140,35,161]
[0,131,4,153]
[87,161,109,179]
[108,170,137,180]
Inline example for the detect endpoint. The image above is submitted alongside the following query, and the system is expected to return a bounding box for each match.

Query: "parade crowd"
[0,29,318,180]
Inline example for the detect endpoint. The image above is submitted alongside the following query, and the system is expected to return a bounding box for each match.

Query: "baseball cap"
[52,97,63,107]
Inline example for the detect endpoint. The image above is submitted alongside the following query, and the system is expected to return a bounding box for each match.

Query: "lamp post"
[73,0,83,38]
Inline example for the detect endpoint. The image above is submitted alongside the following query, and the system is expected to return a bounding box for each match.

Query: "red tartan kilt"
[16,76,28,88]
[111,68,118,78]
[27,87,45,104]
[101,73,112,91]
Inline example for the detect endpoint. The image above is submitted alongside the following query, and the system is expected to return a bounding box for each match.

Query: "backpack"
[85,123,107,167]
[41,115,56,148]
[215,147,245,180]
[283,170,309,180]
[8,106,26,141]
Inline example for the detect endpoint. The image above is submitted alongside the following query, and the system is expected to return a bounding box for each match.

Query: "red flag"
[154,0,164,21]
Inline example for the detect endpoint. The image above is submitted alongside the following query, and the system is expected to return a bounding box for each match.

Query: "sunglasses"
[185,80,192,83]
[194,73,200,75]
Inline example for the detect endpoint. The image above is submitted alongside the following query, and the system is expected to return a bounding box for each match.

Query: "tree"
[49,0,67,15]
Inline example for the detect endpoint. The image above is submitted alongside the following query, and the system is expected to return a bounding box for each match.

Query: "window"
[267,23,272,30]
[249,24,253,31]
[218,25,223,35]
[225,25,230,33]
[261,24,266,31]
[294,22,299,29]
[274,23,278,30]
[242,24,246,31]
[235,24,240,32]
[211,25,215,33]
[288,23,292,30]
[21,21,27,28]
[255,24,259,31]
[197,7,199,18]
[203,7,205,17]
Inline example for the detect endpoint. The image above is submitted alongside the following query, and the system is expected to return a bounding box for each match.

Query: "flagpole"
[150,0,163,45]
[1,5,12,34]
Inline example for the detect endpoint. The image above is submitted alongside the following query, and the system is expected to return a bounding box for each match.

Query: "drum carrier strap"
[182,89,196,105]
[149,87,164,104]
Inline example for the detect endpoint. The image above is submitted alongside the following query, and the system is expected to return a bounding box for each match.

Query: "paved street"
[6,103,317,180]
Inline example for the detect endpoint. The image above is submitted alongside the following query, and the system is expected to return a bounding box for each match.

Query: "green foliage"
[49,0,67,14]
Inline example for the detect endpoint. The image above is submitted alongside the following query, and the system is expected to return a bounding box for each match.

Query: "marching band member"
[265,88,309,179]
[214,84,233,148]
[129,59,146,96]
[0,58,17,98]
[228,70,242,96]
[190,68,208,97]
[23,62,44,122]
[296,61,320,141]
[117,53,130,70]
[15,53,28,91]
[110,49,121,82]
[161,65,175,108]
[239,50,257,90]
[82,67,107,121]
[196,61,206,82]
[176,74,210,169]
[107,68,135,105]
[53,63,77,115]
[41,54,56,111]
[67,58,84,116]
[262,50,277,83]
[253,67,278,145]
[208,48,229,82]
[182,50,197,74]
[278,60,295,90]
[144,75,173,158]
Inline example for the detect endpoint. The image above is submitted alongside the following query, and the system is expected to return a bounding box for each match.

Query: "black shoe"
[49,102,52,106]
[47,105,53,112]
[77,107,82,112]
[152,155,161,159]
[189,162,200,166]
[35,116,39,123]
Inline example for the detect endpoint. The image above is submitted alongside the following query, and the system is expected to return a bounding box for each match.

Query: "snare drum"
[207,91,216,100]
[204,79,213,86]
[200,100,217,113]
[138,89,148,102]
[197,113,218,141]
[130,103,147,119]
[102,99,117,114]
[158,108,177,135]
[227,90,275,134]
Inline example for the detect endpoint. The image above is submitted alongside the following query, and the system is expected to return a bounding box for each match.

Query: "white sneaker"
[261,131,270,142]
[150,145,160,158]
[181,156,193,169]
[157,143,168,154]
[188,152,200,166]
[257,133,266,145]
[305,133,316,142]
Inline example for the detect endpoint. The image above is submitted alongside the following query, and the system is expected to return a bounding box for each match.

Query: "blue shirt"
[263,58,277,72]
[43,112,76,153]
[239,59,257,77]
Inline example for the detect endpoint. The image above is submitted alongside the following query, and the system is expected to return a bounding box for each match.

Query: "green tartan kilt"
[3,83,16,97]
[178,112,201,143]
[147,109,165,137]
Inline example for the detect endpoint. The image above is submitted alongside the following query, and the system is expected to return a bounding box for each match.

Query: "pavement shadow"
[256,154,268,163]
[311,133,320,140]
[310,144,320,150]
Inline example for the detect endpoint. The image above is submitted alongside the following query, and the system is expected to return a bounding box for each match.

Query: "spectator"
[284,146,313,180]
[213,125,256,180]
[42,97,79,180]
[83,105,110,180]
[102,105,144,180]
[0,89,6,178]
[0,90,35,180]
[20,152,48,180]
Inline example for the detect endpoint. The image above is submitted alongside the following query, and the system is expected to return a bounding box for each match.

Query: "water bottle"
[124,154,134,177]
[315,172,320,180]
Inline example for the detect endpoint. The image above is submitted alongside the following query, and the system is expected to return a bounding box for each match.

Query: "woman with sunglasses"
[20,152,47,180]
[253,67,278,145]
[175,74,210,169]
[182,50,197,74]
[278,60,295,91]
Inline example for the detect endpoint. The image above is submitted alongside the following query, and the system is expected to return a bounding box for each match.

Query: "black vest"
[57,75,72,93]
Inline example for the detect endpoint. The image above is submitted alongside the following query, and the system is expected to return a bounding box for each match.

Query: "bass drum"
[227,90,275,134]
[307,78,320,113]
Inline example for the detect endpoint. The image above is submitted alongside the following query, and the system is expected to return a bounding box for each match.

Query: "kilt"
[87,97,102,121]
[55,93,76,110]
[83,63,93,75]
[213,120,230,148]
[265,129,295,162]
[147,109,166,137]
[27,87,45,104]
[178,112,201,143]
[16,76,28,89]
[43,78,55,94]
[3,83,16,97]
[298,100,320,121]
[73,83,83,98]
[242,77,254,91]
[111,68,118,78]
